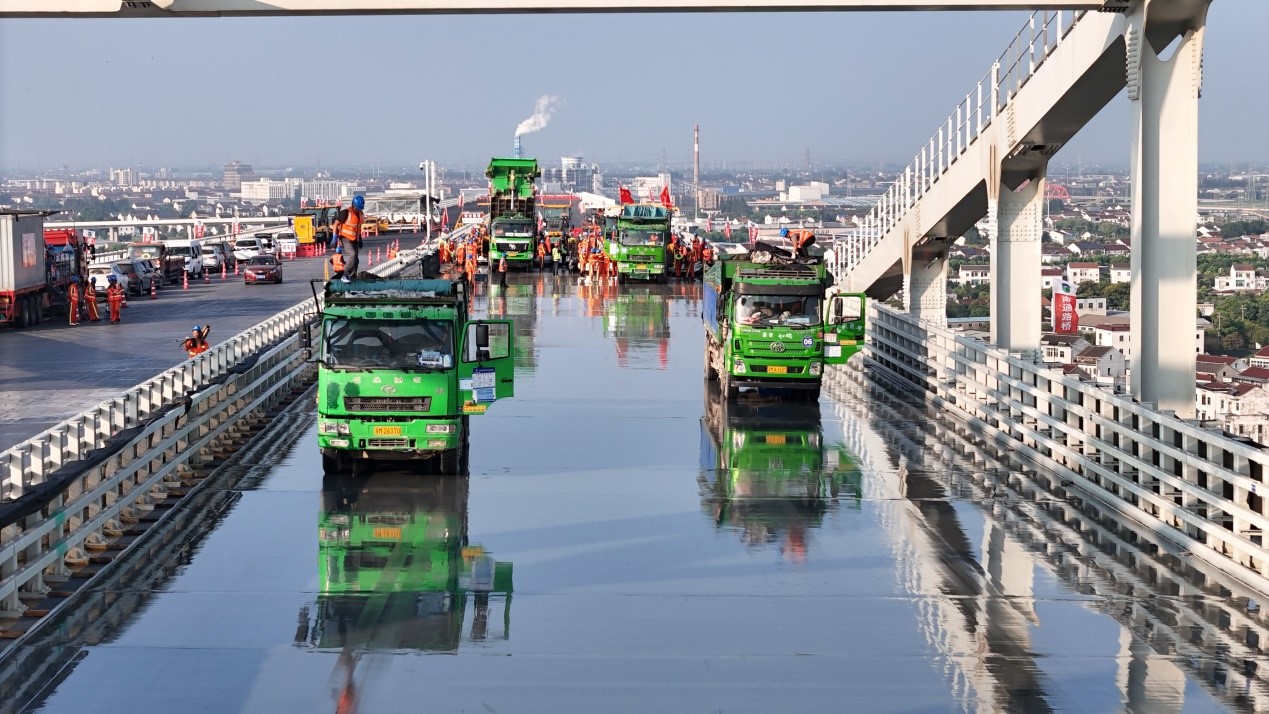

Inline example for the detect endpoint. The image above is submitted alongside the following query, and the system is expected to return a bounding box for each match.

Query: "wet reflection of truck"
[309,277,515,474]
[294,474,512,653]
[699,387,861,562]
[603,288,670,369]
[485,279,540,374]
[703,243,866,400]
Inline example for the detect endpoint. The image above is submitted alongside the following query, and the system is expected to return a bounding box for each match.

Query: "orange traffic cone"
[221,263,227,280]
[150,281,157,300]
[203,268,210,284]
[183,272,189,290]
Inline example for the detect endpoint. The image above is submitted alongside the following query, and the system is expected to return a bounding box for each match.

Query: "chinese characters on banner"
[1053,279,1079,334]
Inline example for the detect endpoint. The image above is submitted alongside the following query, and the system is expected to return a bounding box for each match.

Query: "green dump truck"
[486,157,540,270]
[605,204,671,283]
[310,277,515,474]
[295,474,512,652]
[699,388,862,561]
[703,247,865,400]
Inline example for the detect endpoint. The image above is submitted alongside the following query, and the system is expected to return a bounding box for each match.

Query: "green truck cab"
[699,389,861,561]
[703,248,865,400]
[605,204,671,283]
[295,474,512,652]
[311,278,515,474]
[486,157,540,269]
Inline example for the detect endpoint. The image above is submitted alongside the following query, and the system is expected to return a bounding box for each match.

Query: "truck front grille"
[368,438,409,448]
[344,396,432,412]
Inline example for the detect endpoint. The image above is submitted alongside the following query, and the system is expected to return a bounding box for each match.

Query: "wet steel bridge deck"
[0,272,1259,713]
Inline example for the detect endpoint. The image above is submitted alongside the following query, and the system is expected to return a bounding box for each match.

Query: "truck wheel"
[437,448,461,476]
[721,371,739,400]
[704,343,718,382]
[321,452,347,474]
[15,298,30,328]
[29,297,41,325]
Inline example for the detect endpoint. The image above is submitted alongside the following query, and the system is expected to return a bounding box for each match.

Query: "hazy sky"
[1,6,1266,173]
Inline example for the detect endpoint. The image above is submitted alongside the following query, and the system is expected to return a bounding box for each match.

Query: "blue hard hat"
[352,195,365,211]
[335,244,343,253]
[192,325,202,332]
[779,227,789,238]
[107,274,117,282]
[71,275,80,283]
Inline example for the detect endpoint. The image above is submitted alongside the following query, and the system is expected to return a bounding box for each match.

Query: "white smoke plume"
[514,95,561,137]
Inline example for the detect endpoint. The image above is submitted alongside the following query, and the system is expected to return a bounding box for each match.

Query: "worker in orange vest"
[536,239,547,271]
[332,195,365,283]
[464,252,477,288]
[183,325,211,358]
[498,255,508,288]
[67,275,82,326]
[105,275,126,324]
[84,276,101,322]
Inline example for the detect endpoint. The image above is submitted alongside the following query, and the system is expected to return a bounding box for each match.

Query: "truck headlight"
[319,421,338,434]
[337,423,351,435]
[809,361,822,376]
[734,359,746,374]
[425,424,453,434]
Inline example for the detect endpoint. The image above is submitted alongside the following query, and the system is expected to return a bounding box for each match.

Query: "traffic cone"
[203,268,210,284]
[183,272,189,290]
[221,263,227,280]
[150,281,157,300]
[234,261,240,275]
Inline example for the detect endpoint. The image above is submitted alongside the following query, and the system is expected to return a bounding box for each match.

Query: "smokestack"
[513,135,522,159]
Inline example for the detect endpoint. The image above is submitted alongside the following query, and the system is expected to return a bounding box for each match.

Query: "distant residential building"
[1234,367,1269,387]
[1197,382,1269,444]
[1040,333,1091,365]
[1040,267,1063,291]
[1249,346,1269,370]
[1213,263,1267,293]
[956,264,990,285]
[1074,345,1127,390]
[1076,297,1107,315]
[1109,264,1131,284]
[1068,241,1104,256]
[1067,262,1102,286]
[1041,245,1069,265]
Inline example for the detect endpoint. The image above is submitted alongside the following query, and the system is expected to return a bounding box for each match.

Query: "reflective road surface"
[3,273,1263,713]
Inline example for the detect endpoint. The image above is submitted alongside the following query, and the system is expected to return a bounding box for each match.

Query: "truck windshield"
[735,295,822,328]
[168,246,193,257]
[494,221,534,237]
[323,318,454,370]
[620,228,664,246]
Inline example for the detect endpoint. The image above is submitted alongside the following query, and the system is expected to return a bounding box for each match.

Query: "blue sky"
[1,6,1265,172]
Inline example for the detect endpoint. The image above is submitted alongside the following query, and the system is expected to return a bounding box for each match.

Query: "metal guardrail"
[861,302,1269,596]
[828,9,1086,282]
[0,249,427,616]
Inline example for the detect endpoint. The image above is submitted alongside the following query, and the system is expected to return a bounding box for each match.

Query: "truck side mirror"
[301,322,314,361]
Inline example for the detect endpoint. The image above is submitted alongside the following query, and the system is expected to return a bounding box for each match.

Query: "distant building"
[1109,263,1131,284]
[1067,262,1102,286]
[1040,333,1091,365]
[239,178,299,204]
[1074,345,1127,390]
[222,161,255,191]
[1214,263,1267,293]
[1075,297,1107,315]
[956,264,990,286]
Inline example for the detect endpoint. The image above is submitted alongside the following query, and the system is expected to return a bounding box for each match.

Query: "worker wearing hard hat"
[333,195,365,284]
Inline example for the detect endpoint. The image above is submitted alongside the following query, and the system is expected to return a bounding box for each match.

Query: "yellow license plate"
[373,527,401,540]
[767,365,788,374]
[373,426,402,436]
[766,434,786,445]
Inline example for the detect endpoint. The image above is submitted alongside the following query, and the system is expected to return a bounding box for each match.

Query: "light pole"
[419,160,435,241]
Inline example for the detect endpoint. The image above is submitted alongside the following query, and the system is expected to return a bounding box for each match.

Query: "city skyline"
[2,7,1266,171]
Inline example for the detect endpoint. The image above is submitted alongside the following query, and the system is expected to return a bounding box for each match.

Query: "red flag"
[659,185,672,208]
[619,186,634,204]
[748,222,757,242]
[723,222,732,240]
[1053,278,1079,334]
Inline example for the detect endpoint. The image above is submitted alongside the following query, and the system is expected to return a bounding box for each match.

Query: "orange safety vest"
[331,253,345,272]
[337,208,364,241]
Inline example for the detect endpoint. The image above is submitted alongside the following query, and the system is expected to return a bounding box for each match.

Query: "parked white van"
[163,238,206,277]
